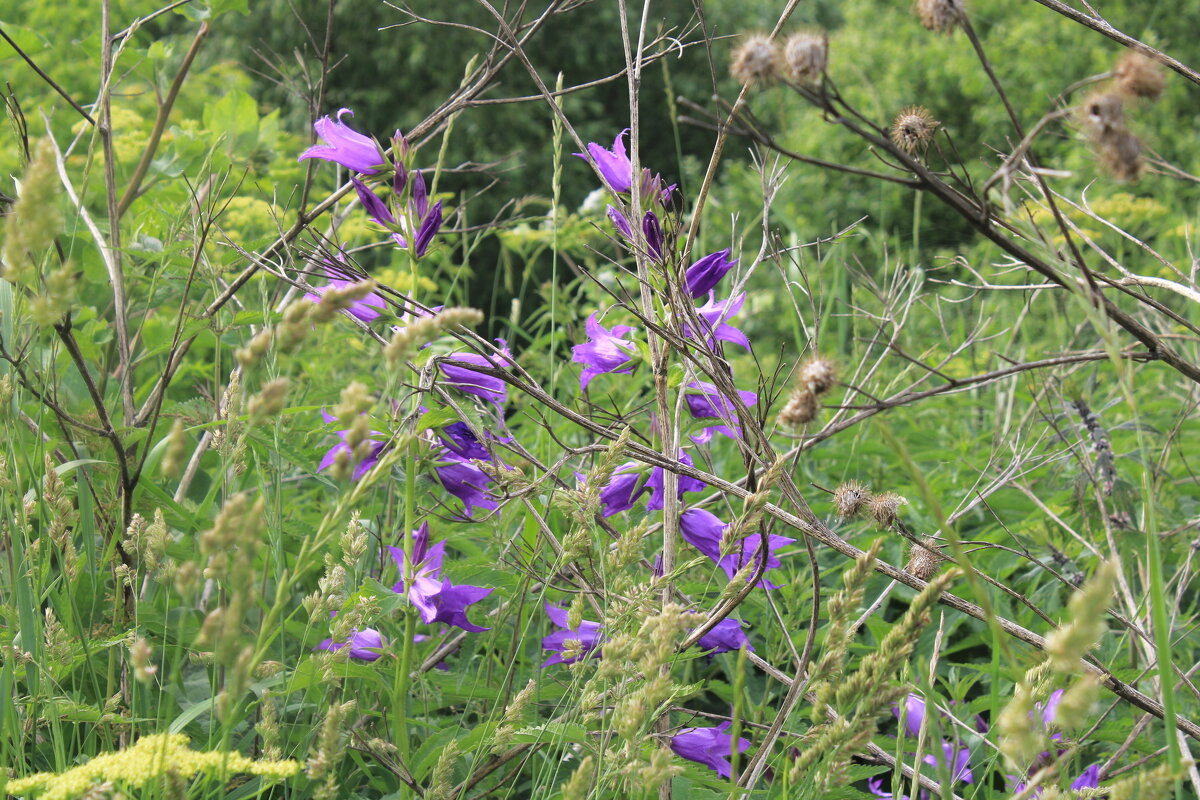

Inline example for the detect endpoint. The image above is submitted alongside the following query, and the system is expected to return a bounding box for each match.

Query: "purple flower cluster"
[589,451,706,518]
[317,409,387,481]
[431,418,501,519]
[301,108,444,259]
[389,522,493,632]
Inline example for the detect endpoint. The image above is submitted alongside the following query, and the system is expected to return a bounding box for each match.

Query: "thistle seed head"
[778,389,818,426]
[1097,129,1143,182]
[905,536,944,580]
[916,0,965,33]
[780,31,828,85]
[832,480,870,519]
[1114,51,1164,102]
[867,492,908,527]
[731,34,779,87]
[891,106,940,155]
[799,356,837,395]
[1081,91,1126,137]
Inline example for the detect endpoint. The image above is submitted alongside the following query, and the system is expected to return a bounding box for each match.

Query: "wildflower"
[643,211,664,259]
[730,34,779,87]
[595,453,705,517]
[572,313,638,390]
[306,262,388,323]
[670,722,750,778]
[690,292,750,351]
[896,693,929,738]
[438,421,491,461]
[390,170,445,258]
[868,742,973,798]
[684,381,757,421]
[388,524,492,631]
[351,177,395,226]
[440,340,514,407]
[581,129,633,193]
[684,249,738,298]
[316,623,386,661]
[299,108,386,174]
[433,453,499,518]
[679,508,794,588]
[607,204,634,238]
[694,617,752,654]
[541,602,604,666]
[388,523,447,618]
[317,409,386,481]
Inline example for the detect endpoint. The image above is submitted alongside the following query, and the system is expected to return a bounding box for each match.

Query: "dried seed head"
[916,0,965,33]
[867,492,908,527]
[799,356,837,395]
[1097,129,1143,182]
[731,34,779,87]
[778,389,819,427]
[1114,51,1164,102]
[780,31,827,85]
[832,480,870,519]
[905,536,944,581]
[891,106,940,155]
[1080,91,1126,137]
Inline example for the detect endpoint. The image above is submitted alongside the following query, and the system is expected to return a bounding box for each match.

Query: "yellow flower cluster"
[6,733,302,800]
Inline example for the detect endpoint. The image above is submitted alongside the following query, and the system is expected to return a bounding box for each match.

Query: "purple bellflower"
[685,249,738,298]
[646,449,707,511]
[353,169,444,258]
[670,722,750,779]
[573,313,638,390]
[541,603,604,667]
[694,616,752,654]
[593,452,706,517]
[684,381,758,421]
[306,263,388,323]
[580,129,634,193]
[440,340,513,407]
[868,742,973,799]
[388,523,492,632]
[680,508,794,588]
[691,292,750,350]
[299,108,385,174]
[317,409,386,481]
[315,612,386,661]
[433,451,498,518]
[896,694,930,738]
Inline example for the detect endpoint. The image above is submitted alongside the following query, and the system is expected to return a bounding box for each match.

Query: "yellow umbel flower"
[6,733,302,800]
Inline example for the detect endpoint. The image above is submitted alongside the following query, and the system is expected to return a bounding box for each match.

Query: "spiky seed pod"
[905,537,944,580]
[867,492,907,527]
[779,31,827,85]
[778,389,818,426]
[731,34,779,87]
[800,356,837,395]
[891,106,940,155]
[916,0,965,32]
[1080,91,1126,137]
[832,481,870,519]
[1098,129,1143,182]
[1114,50,1164,102]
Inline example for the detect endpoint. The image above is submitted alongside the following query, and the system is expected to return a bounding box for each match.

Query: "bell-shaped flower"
[388,523,447,622]
[421,578,493,632]
[684,381,757,421]
[317,409,387,481]
[670,722,750,778]
[691,292,750,350]
[680,508,793,588]
[684,249,738,298]
[306,263,388,323]
[433,451,498,519]
[315,612,386,661]
[580,129,633,193]
[646,450,707,511]
[440,340,513,407]
[572,314,638,390]
[694,617,752,654]
[299,108,386,174]
[541,603,604,667]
